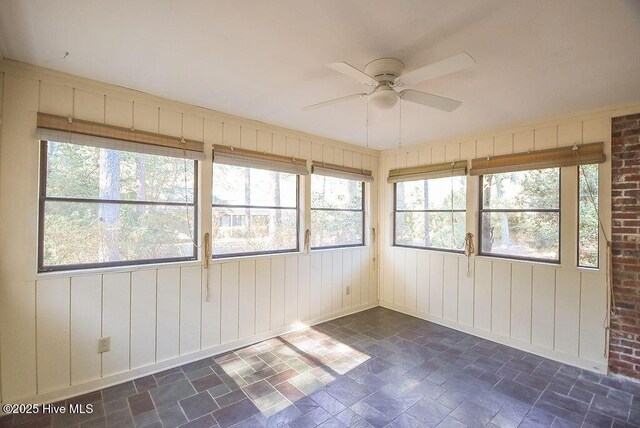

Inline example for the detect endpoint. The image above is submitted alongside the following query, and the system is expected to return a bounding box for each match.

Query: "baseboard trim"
[2,302,377,408]
[378,300,608,374]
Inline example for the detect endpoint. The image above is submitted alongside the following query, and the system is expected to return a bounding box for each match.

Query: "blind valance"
[469,142,605,176]
[387,161,468,183]
[36,113,205,160]
[212,144,309,175]
[311,161,374,183]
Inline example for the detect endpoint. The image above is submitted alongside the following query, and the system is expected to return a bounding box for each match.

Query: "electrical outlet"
[98,337,111,353]
[346,286,351,296]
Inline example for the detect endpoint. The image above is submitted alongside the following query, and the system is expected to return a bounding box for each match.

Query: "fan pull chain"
[366,97,370,148]
[398,98,403,148]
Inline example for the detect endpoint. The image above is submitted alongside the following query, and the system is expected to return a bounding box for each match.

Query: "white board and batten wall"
[377,106,640,374]
[0,61,379,405]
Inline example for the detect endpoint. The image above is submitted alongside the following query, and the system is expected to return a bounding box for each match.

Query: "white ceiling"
[1,0,639,149]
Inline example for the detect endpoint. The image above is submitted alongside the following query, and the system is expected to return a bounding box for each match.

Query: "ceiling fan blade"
[303,93,367,110]
[400,89,462,112]
[327,62,379,86]
[396,53,475,87]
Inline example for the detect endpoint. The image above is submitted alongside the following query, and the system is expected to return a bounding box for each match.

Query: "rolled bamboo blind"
[36,112,205,160]
[311,161,374,182]
[469,142,605,176]
[387,161,468,183]
[212,144,309,175]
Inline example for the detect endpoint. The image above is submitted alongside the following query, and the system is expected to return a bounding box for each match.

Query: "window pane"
[311,211,363,248]
[395,211,466,250]
[45,141,195,203]
[481,168,559,210]
[396,176,466,210]
[42,201,195,267]
[212,207,297,255]
[212,163,296,207]
[480,212,559,261]
[578,164,599,268]
[311,176,362,209]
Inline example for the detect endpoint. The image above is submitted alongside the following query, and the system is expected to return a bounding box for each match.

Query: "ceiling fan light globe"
[369,88,398,109]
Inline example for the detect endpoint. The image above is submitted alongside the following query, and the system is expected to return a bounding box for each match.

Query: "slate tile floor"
[2,307,640,428]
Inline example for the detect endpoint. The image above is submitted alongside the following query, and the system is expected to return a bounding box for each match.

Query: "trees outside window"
[394,176,466,252]
[578,164,599,268]
[212,163,298,257]
[39,140,197,271]
[311,175,364,248]
[479,168,560,262]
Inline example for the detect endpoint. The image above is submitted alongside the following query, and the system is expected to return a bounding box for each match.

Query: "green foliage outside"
[578,164,599,267]
[311,175,363,248]
[395,176,466,250]
[42,141,195,268]
[481,168,560,260]
[212,164,297,255]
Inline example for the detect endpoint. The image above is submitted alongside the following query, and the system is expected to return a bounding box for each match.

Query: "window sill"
[474,254,560,267]
[311,244,366,252]
[392,244,465,256]
[577,265,601,273]
[35,259,203,279]
[212,249,301,264]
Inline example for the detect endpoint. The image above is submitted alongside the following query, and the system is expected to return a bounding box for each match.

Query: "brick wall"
[610,113,640,379]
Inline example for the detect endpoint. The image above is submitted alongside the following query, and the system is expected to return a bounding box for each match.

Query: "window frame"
[37,140,199,273]
[477,168,561,264]
[310,177,366,250]
[211,168,300,259]
[577,164,599,269]
[392,179,466,254]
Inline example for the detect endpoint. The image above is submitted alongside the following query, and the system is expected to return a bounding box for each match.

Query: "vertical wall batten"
[70,275,102,385]
[101,273,130,377]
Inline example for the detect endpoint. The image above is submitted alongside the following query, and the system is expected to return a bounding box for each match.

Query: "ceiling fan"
[304,53,475,112]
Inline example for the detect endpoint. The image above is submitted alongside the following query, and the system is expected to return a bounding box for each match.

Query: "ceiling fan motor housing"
[364,58,405,84]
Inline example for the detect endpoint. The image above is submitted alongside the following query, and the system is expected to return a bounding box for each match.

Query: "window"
[479,168,560,262]
[311,175,364,249]
[212,163,298,257]
[38,140,197,272]
[578,164,599,268]
[394,176,466,252]
[232,215,245,227]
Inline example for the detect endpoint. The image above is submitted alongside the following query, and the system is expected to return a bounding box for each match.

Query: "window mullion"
[200,149,213,263]
[561,165,577,269]
[303,173,311,252]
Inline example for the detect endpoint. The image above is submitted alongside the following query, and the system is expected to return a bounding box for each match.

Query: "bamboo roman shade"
[469,142,605,176]
[36,113,205,160]
[311,161,374,183]
[387,161,468,183]
[212,144,309,175]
